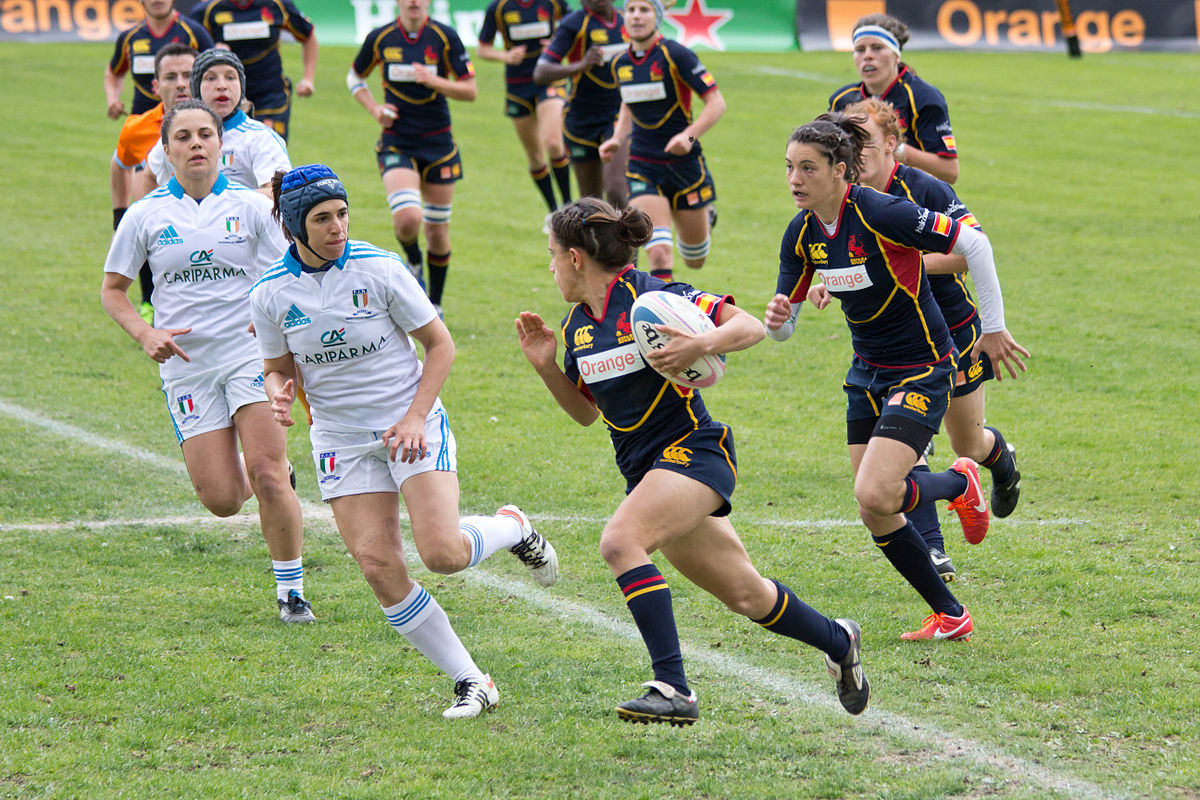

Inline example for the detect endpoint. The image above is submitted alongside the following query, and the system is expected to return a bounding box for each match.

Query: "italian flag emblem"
[178,395,194,414]
[319,453,336,474]
[352,289,368,308]
[225,217,240,233]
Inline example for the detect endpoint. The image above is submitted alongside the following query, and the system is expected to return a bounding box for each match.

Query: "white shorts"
[310,402,457,501]
[161,356,266,444]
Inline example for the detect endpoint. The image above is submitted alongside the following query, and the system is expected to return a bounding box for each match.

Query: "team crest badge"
[352,289,368,308]
[319,453,335,474]
[178,395,194,415]
[318,451,340,485]
[225,217,240,233]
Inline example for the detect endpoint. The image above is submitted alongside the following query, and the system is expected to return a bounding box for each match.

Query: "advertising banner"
[795,0,1200,52]
[1,0,800,49]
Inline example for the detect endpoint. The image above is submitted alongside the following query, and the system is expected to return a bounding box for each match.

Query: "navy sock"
[753,580,849,661]
[617,564,687,694]
[531,166,557,212]
[873,522,963,616]
[551,156,572,204]
[906,465,945,551]
[980,426,1016,484]
[427,251,449,306]
[903,466,969,512]
[400,239,423,273]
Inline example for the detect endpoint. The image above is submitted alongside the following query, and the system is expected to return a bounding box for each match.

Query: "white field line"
[0,399,1123,799]
[748,65,1198,119]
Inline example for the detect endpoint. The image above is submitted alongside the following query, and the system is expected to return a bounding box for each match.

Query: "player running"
[516,197,869,726]
[828,13,959,184]
[189,0,318,140]
[346,0,476,316]
[477,0,573,226]
[144,49,292,193]
[111,43,198,325]
[101,99,310,624]
[251,164,558,719]
[104,0,213,119]
[534,0,629,206]
[763,113,1029,641]
[806,98,1024,581]
[599,0,724,282]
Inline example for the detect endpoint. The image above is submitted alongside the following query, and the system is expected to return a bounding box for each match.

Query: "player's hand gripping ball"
[630,291,726,389]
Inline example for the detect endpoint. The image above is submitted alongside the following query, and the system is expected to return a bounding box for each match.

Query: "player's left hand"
[515,311,558,372]
[412,63,434,86]
[384,414,428,464]
[664,133,694,157]
[972,330,1030,381]
[271,378,297,427]
[505,45,527,65]
[645,325,707,376]
[296,79,314,97]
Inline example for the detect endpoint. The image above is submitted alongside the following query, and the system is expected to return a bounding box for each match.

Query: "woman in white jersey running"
[249,163,559,720]
[144,49,292,193]
[101,99,312,624]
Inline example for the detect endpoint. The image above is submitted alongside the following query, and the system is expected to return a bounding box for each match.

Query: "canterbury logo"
[573,326,594,347]
[808,242,827,260]
[661,446,692,466]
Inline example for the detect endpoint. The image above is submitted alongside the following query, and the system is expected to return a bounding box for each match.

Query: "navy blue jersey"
[540,7,627,121]
[830,65,957,158]
[885,164,980,331]
[776,184,959,369]
[190,0,314,108]
[611,37,716,163]
[561,267,730,479]
[352,19,474,141]
[109,13,214,115]
[479,0,569,86]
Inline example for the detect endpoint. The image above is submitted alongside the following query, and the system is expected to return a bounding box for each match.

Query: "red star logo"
[663,0,733,51]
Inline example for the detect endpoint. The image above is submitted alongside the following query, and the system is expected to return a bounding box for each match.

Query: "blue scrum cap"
[279,164,349,245]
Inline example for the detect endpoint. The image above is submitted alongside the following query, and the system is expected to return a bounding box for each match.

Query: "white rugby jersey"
[249,241,439,434]
[105,173,289,380]
[147,109,292,189]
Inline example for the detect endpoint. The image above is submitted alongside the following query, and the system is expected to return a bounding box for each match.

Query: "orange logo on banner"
[826,0,886,51]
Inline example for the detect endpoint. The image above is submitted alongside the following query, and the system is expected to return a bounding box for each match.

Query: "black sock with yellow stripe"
[980,426,1015,484]
[617,564,688,694]
[531,165,556,212]
[873,522,963,616]
[427,251,450,306]
[551,155,572,205]
[753,579,849,661]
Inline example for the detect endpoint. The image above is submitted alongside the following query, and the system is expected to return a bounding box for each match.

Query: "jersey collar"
[166,172,229,199]
[860,64,907,99]
[583,264,636,322]
[223,109,248,131]
[283,242,351,275]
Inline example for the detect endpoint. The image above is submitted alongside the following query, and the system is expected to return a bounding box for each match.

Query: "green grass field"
[1,41,1198,799]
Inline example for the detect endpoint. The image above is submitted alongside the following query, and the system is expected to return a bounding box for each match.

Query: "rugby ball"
[630,291,726,389]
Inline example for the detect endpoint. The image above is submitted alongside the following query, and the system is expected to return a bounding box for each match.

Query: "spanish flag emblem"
[932,213,952,236]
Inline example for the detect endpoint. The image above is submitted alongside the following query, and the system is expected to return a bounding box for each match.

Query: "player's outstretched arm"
[516,311,599,426]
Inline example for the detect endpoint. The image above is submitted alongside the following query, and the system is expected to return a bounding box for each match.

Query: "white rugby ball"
[630,291,726,389]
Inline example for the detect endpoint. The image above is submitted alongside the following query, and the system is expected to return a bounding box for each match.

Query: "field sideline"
[1,42,1198,799]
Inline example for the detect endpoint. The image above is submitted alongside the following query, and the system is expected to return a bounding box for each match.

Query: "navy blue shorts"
[249,78,292,140]
[948,315,994,397]
[623,424,736,517]
[626,153,716,210]
[505,80,566,118]
[564,112,617,161]
[843,353,957,436]
[376,132,463,184]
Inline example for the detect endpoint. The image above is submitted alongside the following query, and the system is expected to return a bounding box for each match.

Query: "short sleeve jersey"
[775,184,959,369]
[829,66,957,158]
[611,36,716,162]
[109,13,215,115]
[351,18,474,141]
[540,7,626,120]
[560,266,730,478]
[190,0,315,105]
[147,109,292,189]
[478,0,569,85]
[104,174,288,380]
[113,103,164,169]
[886,164,981,330]
[249,241,438,434]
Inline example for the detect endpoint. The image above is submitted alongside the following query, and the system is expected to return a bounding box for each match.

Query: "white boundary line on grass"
[0,399,1123,799]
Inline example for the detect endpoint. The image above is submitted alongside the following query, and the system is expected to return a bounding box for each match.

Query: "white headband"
[852,25,901,58]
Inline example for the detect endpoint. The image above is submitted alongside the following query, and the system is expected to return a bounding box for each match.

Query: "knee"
[245,461,291,504]
[598,528,641,569]
[678,236,710,270]
[854,479,899,518]
[392,209,421,241]
[353,547,405,588]
[420,546,468,575]
[722,581,772,618]
[424,223,450,252]
[196,488,244,518]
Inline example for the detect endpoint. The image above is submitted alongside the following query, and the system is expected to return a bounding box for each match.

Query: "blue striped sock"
[272,558,303,602]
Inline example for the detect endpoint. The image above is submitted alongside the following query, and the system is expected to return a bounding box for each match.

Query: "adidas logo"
[157,225,184,246]
[282,303,312,330]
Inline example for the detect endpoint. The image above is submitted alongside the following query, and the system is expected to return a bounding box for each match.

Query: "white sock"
[272,557,303,602]
[460,514,522,568]
[382,584,482,683]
